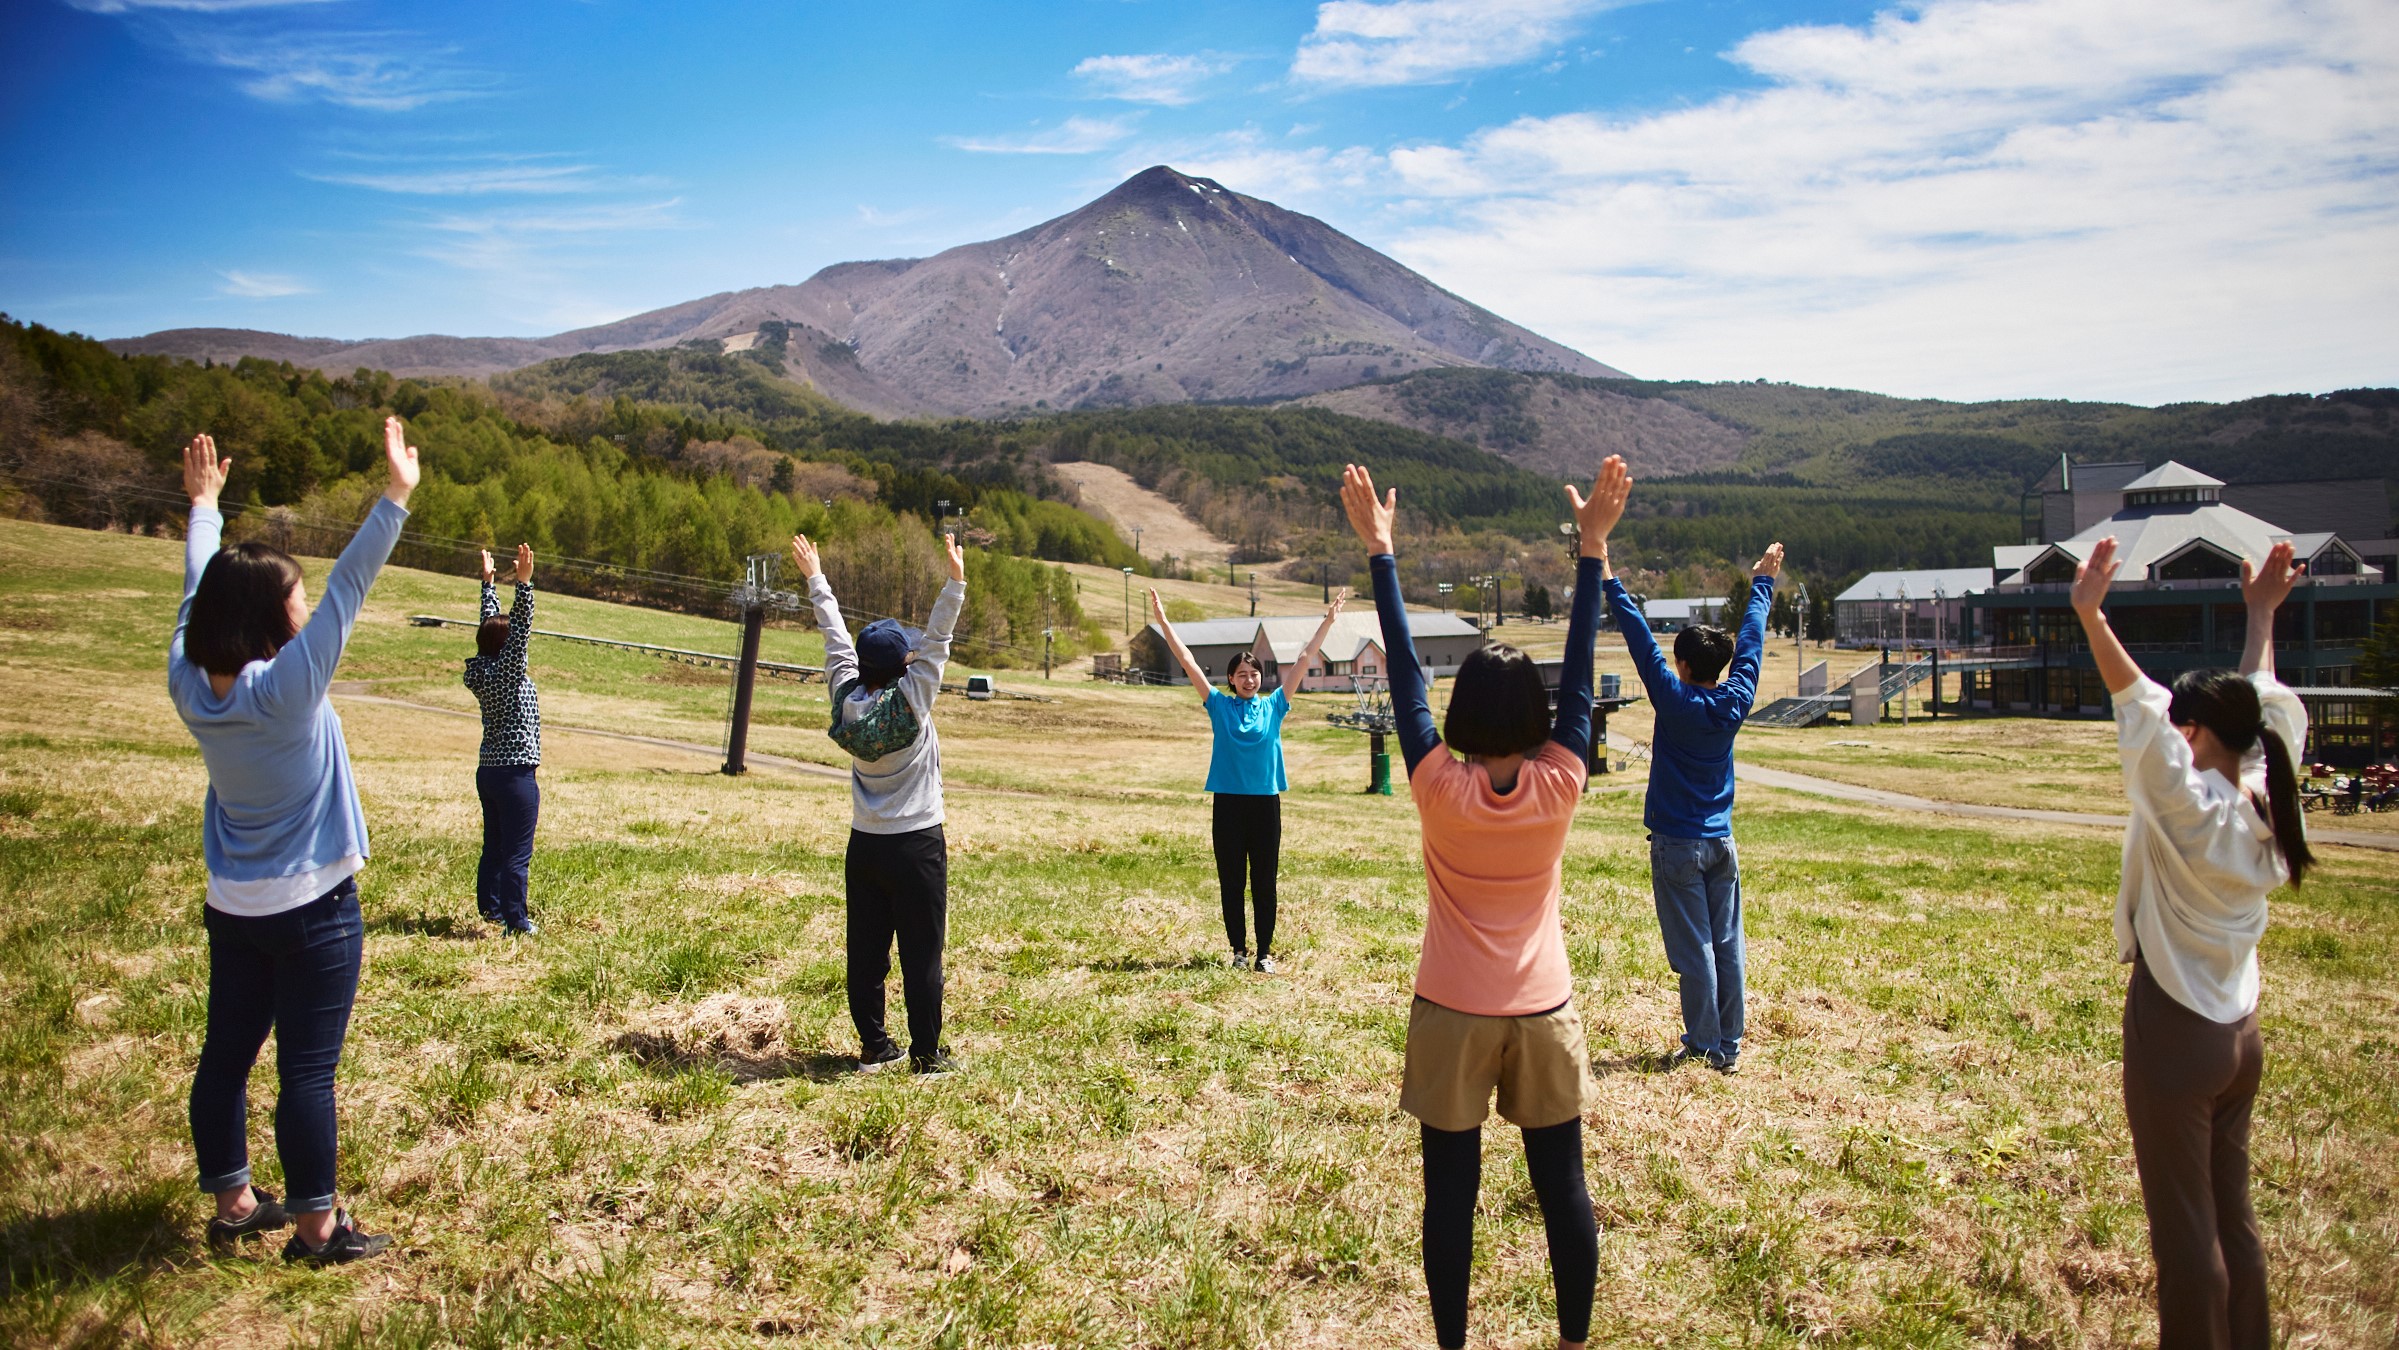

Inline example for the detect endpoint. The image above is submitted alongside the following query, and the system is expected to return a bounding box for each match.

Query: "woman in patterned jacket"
[464,543,541,936]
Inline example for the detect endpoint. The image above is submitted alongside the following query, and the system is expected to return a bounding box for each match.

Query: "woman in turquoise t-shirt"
[1150,588,1347,972]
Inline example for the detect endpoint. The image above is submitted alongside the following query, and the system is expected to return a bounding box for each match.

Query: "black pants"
[1211,792,1280,957]
[474,764,539,926]
[845,825,948,1064]
[2124,957,2268,1350]
[1421,1119,1597,1350]
[190,878,362,1213]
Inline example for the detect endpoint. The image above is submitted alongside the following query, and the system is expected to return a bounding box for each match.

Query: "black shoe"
[910,1049,960,1077]
[281,1209,391,1266]
[857,1045,906,1074]
[206,1186,289,1247]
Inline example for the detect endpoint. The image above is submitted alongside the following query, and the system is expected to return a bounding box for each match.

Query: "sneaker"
[1707,1050,1740,1075]
[1667,1046,1710,1069]
[1252,954,1278,974]
[910,1048,960,1077]
[503,919,539,937]
[281,1209,391,1266]
[206,1185,289,1247]
[1226,950,1251,971]
[857,1045,906,1074]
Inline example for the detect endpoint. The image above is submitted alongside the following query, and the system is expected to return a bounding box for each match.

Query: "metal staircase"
[1747,655,1940,728]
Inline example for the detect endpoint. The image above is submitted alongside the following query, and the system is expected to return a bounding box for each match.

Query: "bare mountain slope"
[106,166,1620,415]
[1291,369,1749,481]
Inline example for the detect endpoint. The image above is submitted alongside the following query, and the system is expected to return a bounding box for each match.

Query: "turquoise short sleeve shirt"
[1204,686,1290,795]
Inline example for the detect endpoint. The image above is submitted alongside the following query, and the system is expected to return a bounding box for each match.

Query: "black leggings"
[1211,792,1280,957]
[1422,1119,1598,1349]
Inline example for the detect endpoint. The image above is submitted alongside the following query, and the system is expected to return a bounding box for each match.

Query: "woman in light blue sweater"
[169,417,416,1265]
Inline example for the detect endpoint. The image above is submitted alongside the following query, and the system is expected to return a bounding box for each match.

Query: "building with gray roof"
[1128,609,1486,691]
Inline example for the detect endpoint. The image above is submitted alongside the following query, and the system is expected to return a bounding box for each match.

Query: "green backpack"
[828,678,923,761]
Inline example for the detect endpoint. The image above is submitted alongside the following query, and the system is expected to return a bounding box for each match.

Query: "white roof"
[1835,568,1996,603]
[2122,461,2225,492]
[1154,610,1477,663]
[1994,544,2045,574]
[1640,598,1721,620]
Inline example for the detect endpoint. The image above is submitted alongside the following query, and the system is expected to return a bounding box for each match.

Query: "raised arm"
[1550,455,1628,757]
[479,549,501,621]
[2068,537,2144,697]
[1149,588,1215,699]
[2239,541,2298,679]
[172,434,231,660]
[1722,544,1781,712]
[901,533,970,713]
[793,533,857,691]
[1602,550,1673,697]
[1343,464,1438,773]
[496,545,535,675]
[1281,589,1350,699]
[261,416,416,713]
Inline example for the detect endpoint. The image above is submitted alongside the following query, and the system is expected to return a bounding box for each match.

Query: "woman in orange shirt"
[1341,456,1627,1350]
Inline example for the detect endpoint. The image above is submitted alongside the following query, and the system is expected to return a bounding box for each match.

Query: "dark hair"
[476,616,510,658]
[1673,625,1734,684]
[1442,643,1550,757]
[184,543,303,678]
[858,656,905,691]
[2169,668,2314,886]
[1225,651,1263,681]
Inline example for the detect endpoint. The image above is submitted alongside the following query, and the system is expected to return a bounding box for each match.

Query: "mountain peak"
[108,171,1623,410]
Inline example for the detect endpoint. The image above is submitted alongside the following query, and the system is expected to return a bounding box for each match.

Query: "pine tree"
[2360,607,2399,691]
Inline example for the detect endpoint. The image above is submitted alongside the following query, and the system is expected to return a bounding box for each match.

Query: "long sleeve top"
[2112,671,2307,1023]
[814,574,967,834]
[169,497,405,916]
[1607,574,1772,838]
[462,579,542,766]
[1372,553,1602,1016]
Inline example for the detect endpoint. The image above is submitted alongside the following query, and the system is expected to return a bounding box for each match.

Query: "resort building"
[1961,461,2397,764]
[1833,567,1994,648]
[1129,610,1485,692]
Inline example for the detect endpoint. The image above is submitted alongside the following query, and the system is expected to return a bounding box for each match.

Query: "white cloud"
[1375,0,2399,403]
[217,270,311,297]
[1291,0,1625,87]
[945,116,1136,156]
[303,158,617,195]
[1118,129,1382,211]
[1073,53,1233,106]
[67,0,342,11]
[198,34,494,110]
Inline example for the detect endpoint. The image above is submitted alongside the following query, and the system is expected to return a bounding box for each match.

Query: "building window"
[1362,662,1378,674]
[2158,547,2240,581]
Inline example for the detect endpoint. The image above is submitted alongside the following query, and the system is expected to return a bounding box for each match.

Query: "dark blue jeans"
[1650,834,1746,1062]
[475,764,539,926]
[190,877,363,1213]
[845,825,947,1064]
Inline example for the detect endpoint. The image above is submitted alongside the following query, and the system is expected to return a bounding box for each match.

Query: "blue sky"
[3,0,2393,404]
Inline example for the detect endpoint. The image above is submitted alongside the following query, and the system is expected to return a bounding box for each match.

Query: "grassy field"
[2,516,2395,1348]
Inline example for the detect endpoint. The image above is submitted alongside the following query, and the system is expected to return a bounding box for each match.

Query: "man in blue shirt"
[1604,537,1782,1073]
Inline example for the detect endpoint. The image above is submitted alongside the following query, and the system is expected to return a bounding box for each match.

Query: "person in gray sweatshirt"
[790,529,967,1075]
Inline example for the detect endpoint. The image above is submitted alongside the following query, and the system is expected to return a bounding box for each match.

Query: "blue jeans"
[190,877,363,1213]
[1649,835,1745,1062]
[475,764,539,926]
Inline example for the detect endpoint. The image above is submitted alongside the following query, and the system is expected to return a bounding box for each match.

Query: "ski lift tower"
[723,552,805,775]
[1326,678,1399,795]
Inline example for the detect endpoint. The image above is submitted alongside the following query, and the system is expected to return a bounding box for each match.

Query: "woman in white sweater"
[2069,535,2313,1350]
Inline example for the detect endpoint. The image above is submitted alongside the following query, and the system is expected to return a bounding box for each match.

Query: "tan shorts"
[1399,996,1596,1132]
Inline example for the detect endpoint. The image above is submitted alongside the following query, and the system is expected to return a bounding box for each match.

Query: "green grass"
[1,516,2395,1346]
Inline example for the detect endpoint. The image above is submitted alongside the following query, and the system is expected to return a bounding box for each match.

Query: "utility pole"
[1437,582,1453,613]
[1133,525,1144,556]
[1042,593,1052,680]
[1248,571,1258,618]
[1122,566,1135,635]
[1899,581,1910,726]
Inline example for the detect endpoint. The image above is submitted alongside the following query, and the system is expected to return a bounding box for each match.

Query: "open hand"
[943,531,967,583]
[2069,537,2120,616]
[789,533,822,579]
[182,433,230,509]
[1325,586,1351,620]
[1753,543,1785,579]
[1340,464,1396,555]
[513,543,533,585]
[479,549,496,583]
[2240,540,2299,613]
[1148,588,1169,628]
[382,416,420,506]
[1564,455,1630,554]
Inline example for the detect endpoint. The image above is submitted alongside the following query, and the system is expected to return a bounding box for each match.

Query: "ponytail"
[2170,668,2314,887]
[2256,728,2315,886]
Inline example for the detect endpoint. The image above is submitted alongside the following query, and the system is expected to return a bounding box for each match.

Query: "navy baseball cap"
[856,618,920,677]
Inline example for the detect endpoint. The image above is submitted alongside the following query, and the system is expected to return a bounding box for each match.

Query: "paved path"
[1735,762,2399,853]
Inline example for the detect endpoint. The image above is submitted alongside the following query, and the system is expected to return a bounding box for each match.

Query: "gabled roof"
[1834,567,1997,603]
[2121,461,2224,492]
[1993,544,2046,577]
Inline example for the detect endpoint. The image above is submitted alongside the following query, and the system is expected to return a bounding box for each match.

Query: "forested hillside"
[0,318,1110,667]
